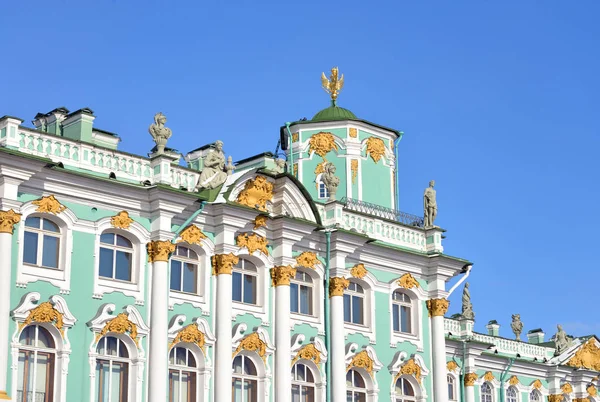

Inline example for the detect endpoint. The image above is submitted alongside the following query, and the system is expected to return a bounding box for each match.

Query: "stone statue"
[148,112,172,155]
[196,141,233,190]
[321,162,340,201]
[423,180,437,227]
[275,158,286,174]
[226,156,235,176]
[554,324,572,355]
[511,314,524,340]
[461,282,475,321]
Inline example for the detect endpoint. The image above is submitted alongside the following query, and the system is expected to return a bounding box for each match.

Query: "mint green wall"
[359,131,393,209]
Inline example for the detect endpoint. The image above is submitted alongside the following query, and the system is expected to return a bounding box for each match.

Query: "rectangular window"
[41,235,59,268]
[299,285,312,315]
[23,232,39,265]
[343,294,351,322]
[243,275,256,304]
[170,261,182,292]
[392,304,400,332]
[290,283,299,313]
[400,305,411,333]
[351,295,364,325]
[99,248,114,279]
[181,263,197,294]
[232,272,242,302]
[115,251,132,281]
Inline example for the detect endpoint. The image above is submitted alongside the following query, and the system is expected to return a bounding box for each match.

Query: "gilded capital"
[329,276,349,297]
[146,240,175,262]
[0,209,22,234]
[548,395,564,402]
[426,298,449,317]
[464,373,478,386]
[270,266,297,287]
[211,253,239,276]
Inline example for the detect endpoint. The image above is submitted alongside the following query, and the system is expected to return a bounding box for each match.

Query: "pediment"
[563,337,600,371]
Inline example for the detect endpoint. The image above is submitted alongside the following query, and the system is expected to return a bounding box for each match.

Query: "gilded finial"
[321,67,344,105]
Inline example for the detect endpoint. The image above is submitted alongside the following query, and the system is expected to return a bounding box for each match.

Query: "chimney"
[62,108,95,142]
[32,107,69,135]
[486,320,500,337]
[527,328,545,344]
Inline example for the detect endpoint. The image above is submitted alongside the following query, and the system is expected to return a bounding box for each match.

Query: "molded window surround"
[231,253,272,326]
[168,243,211,312]
[389,284,426,351]
[343,277,376,344]
[289,266,324,334]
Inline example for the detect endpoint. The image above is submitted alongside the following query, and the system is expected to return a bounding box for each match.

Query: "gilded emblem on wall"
[347,350,374,376]
[253,215,268,230]
[20,302,64,335]
[509,375,519,385]
[464,373,478,386]
[292,132,299,142]
[398,273,420,289]
[446,360,459,372]
[96,313,138,345]
[567,338,600,371]
[170,324,206,353]
[548,395,564,402]
[178,225,207,245]
[587,385,597,397]
[351,159,358,184]
[397,358,422,383]
[532,379,543,390]
[483,371,495,381]
[308,132,338,159]
[562,383,573,394]
[33,195,67,214]
[0,209,22,234]
[349,127,358,138]
[236,232,269,256]
[350,263,368,279]
[233,333,267,362]
[295,251,319,269]
[365,137,386,163]
[292,343,322,366]
[110,211,134,229]
[235,176,274,212]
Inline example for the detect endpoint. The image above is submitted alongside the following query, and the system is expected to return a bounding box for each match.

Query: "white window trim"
[479,381,497,402]
[232,326,275,402]
[388,351,430,402]
[344,344,382,401]
[290,264,325,335]
[291,359,325,402]
[505,386,520,402]
[231,252,273,326]
[447,373,458,402]
[391,374,424,402]
[389,283,427,351]
[315,174,329,200]
[290,335,328,402]
[343,276,376,344]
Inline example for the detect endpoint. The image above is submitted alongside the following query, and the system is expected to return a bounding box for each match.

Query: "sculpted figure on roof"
[196,141,233,190]
[554,324,572,355]
[321,162,340,201]
[511,314,523,340]
[423,180,437,228]
[148,112,172,154]
[461,282,475,321]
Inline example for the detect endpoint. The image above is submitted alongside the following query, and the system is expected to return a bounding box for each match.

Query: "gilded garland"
[309,132,338,159]
[351,159,358,184]
[236,232,269,256]
[235,176,274,212]
[20,302,64,335]
[365,137,386,163]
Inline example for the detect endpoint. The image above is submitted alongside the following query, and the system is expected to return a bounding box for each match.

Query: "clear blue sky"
[2,1,599,339]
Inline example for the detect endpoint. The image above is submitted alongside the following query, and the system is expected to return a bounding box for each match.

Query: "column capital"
[270,265,296,287]
[464,373,478,386]
[0,209,21,234]
[426,298,449,317]
[212,253,239,275]
[146,240,175,262]
[329,276,350,297]
[548,395,564,402]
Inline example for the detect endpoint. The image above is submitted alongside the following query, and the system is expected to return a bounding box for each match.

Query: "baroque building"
[0,69,598,402]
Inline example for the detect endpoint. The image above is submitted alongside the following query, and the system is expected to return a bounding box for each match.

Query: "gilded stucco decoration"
[308,132,338,159]
[548,395,565,402]
[20,302,64,335]
[483,371,495,382]
[351,159,358,184]
[464,373,478,386]
[426,298,449,317]
[110,211,134,229]
[0,209,22,234]
[270,266,297,287]
[314,161,328,190]
[233,333,267,362]
[33,195,67,214]
[147,240,175,262]
[295,251,319,269]
[170,324,206,353]
[96,313,138,346]
[349,128,358,138]
[291,343,322,366]
[329,277,350,297]
[509,376,520,386]
[396,358,422,383]
[178,225,207,245]
[567,338,600,371]
[398,273,420,289]
[587,385,597,397]
[293,163,298,177]
[211,253,239,276]
[321,67,344,102]
[235,176,274,212]
[347,350,374,376]
[365,137,386,163]
[561,383,573,394]
[236,232,269,256]
[350,263,368,279]
[292,132,299,143]
[446,361,459,372]
[253,215,268,230]
[532,380,543,390]
[573,399,590,402]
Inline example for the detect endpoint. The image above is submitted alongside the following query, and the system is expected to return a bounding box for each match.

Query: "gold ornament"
[350,263,368,279]
[365,137,386,163]
[329,276,350,297]
[426,298,449,317]
[587,385,597,397]
[349,128,358,138]
[567,338,600,371]
[321,67,344,102]
[464,373,478,386]
[235,176,274,212]
[395,358,422,383]
[509,376,520,386]
[309,132,338,159]
[211,253,239,276]
[233,333,267,362]
[347,350,374,376]
[292,132,299,143]
[532,380,543,390]
[295,251,319,269]
[33,195,66,214]
[253,215,268,230]
[446,360,459,372]
[170,324,206,353]
[291,343,322,366]
[178,225,207,245]
[314,161,328,189]
[96,313,138,346]
[146,240,175,262]
[398,273,420,289]
[270,266,297,287]
[236,232,269,256]
[562,383,573,394]
[483,371,495,382]
[0,209,21,234]
[293,163,298,177]
[20,302,64,335]
[574,399,590,402]
[110,211,134,229]
[548,395,564,402]
[351,159,358,184]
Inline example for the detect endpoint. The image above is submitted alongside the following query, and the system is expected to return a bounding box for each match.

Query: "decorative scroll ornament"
[509,376,520,386]
[253,215,268,230]
[170,324,206,353]
[110,211,134,229]
[351,159,358,184]
[366,137,386,163]
[178,225,207,245]
[350,263,368,279]
[532,380,543,390]
[292,343,322,366]
[236,232,269,256]
[396,358,423,383]
[398,273,420,289]
[96,313,138,345]
[33,195,66,214]
[587,385,597,397]
[562,383,573,394]
[446,361,459,372]
[347,350,374,376]
[321,67,344,102]
[309,132,338,159]
[548,395,564,402]
[270,266,297,287]
[329,277,350,297]
[483,371,495,382]
[426,298,449,317]
[211,253,239,276]
[349,127,358,138]
[147,240,175,262]
[464,373,479,386]
[295,251,319,269]
[235,176,274,212]
[0,209,22,234]
[293,163,298,177]
[292,132,299,142]
[233,333,267,362]
[20,302,64,335]
[567,338,600,371]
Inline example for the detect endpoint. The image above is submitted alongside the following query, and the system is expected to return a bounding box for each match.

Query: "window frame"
[344,281,366,326]
[506,386,518,402]
[95,336,130,402]
[315,174,329,200]
[22,216,61,270]
[16,325,56,402]
[232,259,259,306]
[169,245,201,295]
[291,362,316,402]
[98,232,134,283]
[389,285,423,350]
[529,390,542,402]
[447,374,456,401]
[168,346,199,402]
[394,375,417,402]
[346,368,368,402]
[392,290,413,335]
[481,382,494,402]
[232,354,259,402]
[290,269,315,317]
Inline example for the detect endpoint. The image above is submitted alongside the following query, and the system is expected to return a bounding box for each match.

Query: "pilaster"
[428,298,449,402]
[329,276,349,402]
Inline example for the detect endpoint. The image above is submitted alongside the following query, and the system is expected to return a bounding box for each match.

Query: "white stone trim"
[232,325,275,402]
[388,281,427,351]
[231,249,274,326]
[343,272,377,344]
[345,343,382,401]
[289,263,325,335]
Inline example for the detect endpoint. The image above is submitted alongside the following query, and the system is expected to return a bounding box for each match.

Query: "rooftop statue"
[148,112,172,155]
[274,158,286,174]
[511,314,524,340]
[554,324,572,355]
[321,162,340,201]
[196,141,234,190]
[423,180,437,228]
[321,67,344,104]
[461,282,475,321]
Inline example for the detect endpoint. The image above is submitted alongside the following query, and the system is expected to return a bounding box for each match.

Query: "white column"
[271,266,296,402]
[428,298,450,402]
[330,277,349,402]
[464,376,476,402]
[0,209,21,400]
[147,241,175,402]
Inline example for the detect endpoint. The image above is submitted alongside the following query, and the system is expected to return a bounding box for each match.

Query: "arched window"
[95,336,130,402]
[481,382,493,402]
[291,363,316,401]
[232,355,257,402]
[290,270,314,316]
[170,246,199,294]
[395,376,416,402]
[23,216,60,269]
[99,232,133,282]
[392,290,412,334]
[346,369,367,402]
[507,387,518,402]
[530,390,541,402]
[447,375,456,401]
[232,259,258,305]
[316,175,329,199]
[344,282,365,325]
[16,325,56,402]
[169,346,197,402]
